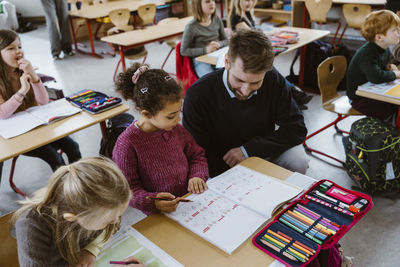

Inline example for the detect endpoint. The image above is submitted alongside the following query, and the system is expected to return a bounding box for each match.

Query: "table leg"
[9,156,26,197]
[100,121,108,139]
[85,19,103,58]
[119,46,126,72]
[69,16,79,52]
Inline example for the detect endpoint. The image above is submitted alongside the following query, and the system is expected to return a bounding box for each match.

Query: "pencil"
[260,238,302,262]
[278,231,316,254]
[263,234,309,261]
[146,196,193,202]
[109,260,139,265]
[267,230,313,256]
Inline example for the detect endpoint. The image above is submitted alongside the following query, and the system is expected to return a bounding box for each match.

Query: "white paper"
[166,189,266,255]
[0,99,81,139]
[357,79,400,99]
[208,165,302,217]
[285,172,318,190]
[207,46,229,68]
[95,227,183,267]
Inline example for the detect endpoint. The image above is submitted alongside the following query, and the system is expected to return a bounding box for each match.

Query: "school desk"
[195,27,330,66]
[356,87,400,106]
[0,104,129,196]
[133,157,294,267]
[101,16,193,74]
[68,0,168,58]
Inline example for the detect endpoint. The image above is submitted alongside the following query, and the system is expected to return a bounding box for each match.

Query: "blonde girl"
[228,0,257,30]
[14,157,143,267]
[113,63,209,215]
[180,0,228,77]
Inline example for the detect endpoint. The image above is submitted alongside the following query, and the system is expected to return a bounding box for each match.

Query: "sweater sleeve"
[83,231,107,257]
[217,17,229,47]
[15,211,59,267]
[32,80,49,105]
[180,23,206,57]
[0,95,22,119]
[112,136,159,214]
[360,52,396,84]
[180,125,209,182]
[243,71,307,158]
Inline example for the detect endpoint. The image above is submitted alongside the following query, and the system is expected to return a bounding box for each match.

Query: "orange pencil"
[259,239,299,262]
[278,231,316,254]
[267,229,313,256]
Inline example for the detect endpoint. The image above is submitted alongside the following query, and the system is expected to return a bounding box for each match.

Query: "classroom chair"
[158,17,180,74]
[304,0,341,45]
[336,4,372,45]
[176,42,198,96]
[136,3,156,27]
[303,56,361,165]
[0,212,19,267]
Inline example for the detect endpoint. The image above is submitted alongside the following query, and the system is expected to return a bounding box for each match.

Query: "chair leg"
[303,114,348,166]
[335,24,348,47]
[9,156,26,197]
[161,47,174,70]
[330,21,342,46]
[113,59,122,82]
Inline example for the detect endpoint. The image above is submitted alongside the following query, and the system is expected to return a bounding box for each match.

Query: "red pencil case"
[252,179,373,267]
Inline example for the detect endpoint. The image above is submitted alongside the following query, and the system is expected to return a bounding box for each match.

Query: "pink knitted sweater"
[113,123,209,214]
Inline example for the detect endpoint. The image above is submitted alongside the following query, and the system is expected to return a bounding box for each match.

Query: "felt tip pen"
[146,196,193,202]
[109,260,139,265]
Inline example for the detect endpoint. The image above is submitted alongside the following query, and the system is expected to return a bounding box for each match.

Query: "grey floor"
[1,24,399,266]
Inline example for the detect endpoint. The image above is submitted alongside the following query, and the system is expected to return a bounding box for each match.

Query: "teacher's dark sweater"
[183,68,307,177]
[346,42,396,100]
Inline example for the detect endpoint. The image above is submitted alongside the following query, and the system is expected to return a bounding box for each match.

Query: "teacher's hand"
[223,147,245,167]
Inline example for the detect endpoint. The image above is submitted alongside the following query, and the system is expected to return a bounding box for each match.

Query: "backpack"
[286,40,355,94]
[99,113,135,158]
[344,117,400,195]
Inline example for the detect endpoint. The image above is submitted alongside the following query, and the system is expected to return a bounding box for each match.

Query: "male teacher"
[183,29,308,177]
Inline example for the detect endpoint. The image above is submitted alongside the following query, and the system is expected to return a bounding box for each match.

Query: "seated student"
[180,0,228,78]
[346,10,400,121]
[14,156,144,267]
[112,64,209,215]
[0,29,81,171]
[183,29,308,177]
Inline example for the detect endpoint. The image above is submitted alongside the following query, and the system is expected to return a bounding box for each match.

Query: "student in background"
[113,64,209,215]
[346,10,400,121]
[0,29,81,171]
[14,157,144,267]
[180,0,228,77]
[40,0,74,59]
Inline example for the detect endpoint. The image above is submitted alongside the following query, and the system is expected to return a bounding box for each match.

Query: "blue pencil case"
[66,89,122,114]
[252,179,373,267]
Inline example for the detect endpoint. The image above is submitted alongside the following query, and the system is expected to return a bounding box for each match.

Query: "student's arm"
[180,23,207,57]
[217,17,229,47]
[31,80,49,105]
[179,125,209,182]
[0,94,23,119]
[243,70,307,158]
[361,53,397,83]
[112,139,159,214]
[82,230,107,259]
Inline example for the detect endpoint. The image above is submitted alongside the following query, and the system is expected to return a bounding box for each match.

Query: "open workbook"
[357,79,400,99]
[165,165,303,255]
[0,98,81,139]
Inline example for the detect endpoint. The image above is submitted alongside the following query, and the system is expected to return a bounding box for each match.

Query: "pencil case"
[252,179,373,267]
[66,89,122,114]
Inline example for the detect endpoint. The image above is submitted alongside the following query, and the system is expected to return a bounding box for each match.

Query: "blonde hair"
[13,156,132,266]
[192,0,216,22]
[227,0,257,29]
[361,10,400,42]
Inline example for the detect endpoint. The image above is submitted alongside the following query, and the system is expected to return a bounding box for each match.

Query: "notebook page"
[0,111,44,139]
[27,98,81,122]
[357,79,400,99]
[207,165,302,217]
[95,227,183,267]
[166,189,266,255]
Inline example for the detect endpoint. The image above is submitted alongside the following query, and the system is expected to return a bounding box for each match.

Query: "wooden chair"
[107,8,134,35]
[304,0,341,45]
[0,212,19,267]
[158,17,180,73]
[303,56,362,165]
[336,4,372,45]
[137,3,156,27]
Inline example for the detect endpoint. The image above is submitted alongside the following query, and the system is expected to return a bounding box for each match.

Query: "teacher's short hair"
[228,29,274,73]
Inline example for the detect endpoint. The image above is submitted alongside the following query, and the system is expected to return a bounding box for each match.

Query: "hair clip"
[131,65,149,84]
[164,75,173,81]
[140,87,149,94]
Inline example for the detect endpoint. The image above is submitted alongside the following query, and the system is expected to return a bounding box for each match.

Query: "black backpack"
[99,113,135,158]
[344,117,400,195]
[286,40,355,94]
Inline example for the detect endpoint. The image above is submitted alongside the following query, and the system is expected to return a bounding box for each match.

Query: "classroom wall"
[6,0,45,17]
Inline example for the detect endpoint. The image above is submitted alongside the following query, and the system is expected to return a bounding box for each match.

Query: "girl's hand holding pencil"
[110,256,145,267]
[151,192,182,213]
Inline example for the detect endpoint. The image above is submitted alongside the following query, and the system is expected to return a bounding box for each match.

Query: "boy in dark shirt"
[346,10,400,121]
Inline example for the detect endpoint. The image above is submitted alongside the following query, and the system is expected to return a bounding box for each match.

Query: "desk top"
[196,27,329,65]
[0,104,129,162]
[356,90,400,105]
[69,0,166,19]
[101,16,193,46]
[294,0,385,4]
[134,157,293,267]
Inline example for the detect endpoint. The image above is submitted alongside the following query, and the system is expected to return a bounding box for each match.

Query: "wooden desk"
[0,104,129,162]
[356,89,400,106]
[68,0,166,58]
[195,27,330,65]
[101,16,192,73]
[134,157,293,267]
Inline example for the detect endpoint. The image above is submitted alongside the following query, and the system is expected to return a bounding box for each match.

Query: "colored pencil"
[264,232,311,258]
[290,210,335,235]
[279,217,323,245]
[145,196,193,202]
[294,206,339,231]
[267,230,313,256]
[259,238,300,262]
[297,205,341,228]
[263,234,308,261]
[305,195,354,217]
[277,231,316,254]
[281,214,327,240]
[261,236,306,262]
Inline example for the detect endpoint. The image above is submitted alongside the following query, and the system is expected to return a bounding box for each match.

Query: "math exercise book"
[357,79,400,99]
[166,165,303,255]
